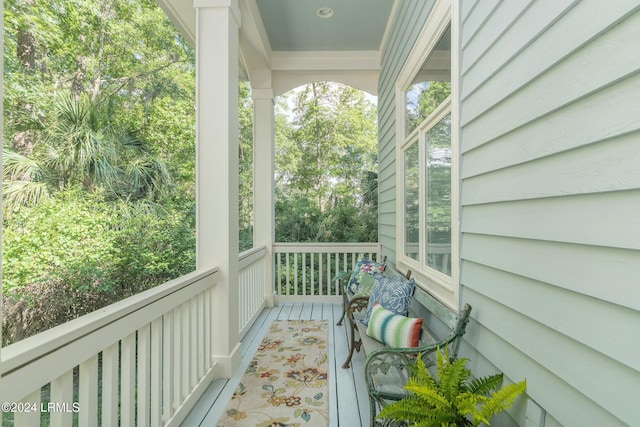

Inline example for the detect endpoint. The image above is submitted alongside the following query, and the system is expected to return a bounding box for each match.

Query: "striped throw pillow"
[366,303,423,348]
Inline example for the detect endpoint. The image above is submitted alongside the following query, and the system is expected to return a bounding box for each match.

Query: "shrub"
[2,191,195,345]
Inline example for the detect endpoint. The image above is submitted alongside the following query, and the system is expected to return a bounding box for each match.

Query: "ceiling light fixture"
[317,7,334,18]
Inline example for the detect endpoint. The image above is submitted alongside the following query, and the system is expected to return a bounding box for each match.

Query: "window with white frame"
[397,2,458,309]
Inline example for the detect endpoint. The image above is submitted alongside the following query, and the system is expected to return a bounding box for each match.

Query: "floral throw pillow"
[347,258,386,293]
[353,272,376,296]
[363,273,415,325]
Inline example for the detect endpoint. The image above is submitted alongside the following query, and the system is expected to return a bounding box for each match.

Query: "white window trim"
[395,0,460,311]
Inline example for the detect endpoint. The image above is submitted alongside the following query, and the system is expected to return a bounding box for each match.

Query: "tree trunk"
[13,0,37,154]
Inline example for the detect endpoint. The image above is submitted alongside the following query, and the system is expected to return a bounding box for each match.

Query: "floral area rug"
[216,320,329,427]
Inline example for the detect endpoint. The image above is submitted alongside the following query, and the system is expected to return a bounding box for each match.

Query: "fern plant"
[377,347,526,427]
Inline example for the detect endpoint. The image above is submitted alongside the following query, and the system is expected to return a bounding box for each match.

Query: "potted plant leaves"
[377,347,527,427]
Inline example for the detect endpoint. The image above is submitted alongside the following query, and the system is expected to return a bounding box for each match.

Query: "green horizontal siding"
[378,0,435,261]
[460,1,640,426]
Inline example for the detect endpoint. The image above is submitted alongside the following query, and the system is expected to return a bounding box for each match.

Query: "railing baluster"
[302,253,307,296]
[182,302,191,399]
[190,299,198,389]
[173,305,182,409]
[137,324,152,427]
[310,253,315,296]
[239,268,245,328]
[102,343,119,426]
[14,389,40,427]
[150,318,163,427]
[50,370,74,427]
[285,253,290,296]
[343,252,348,278]
[277,253,282,295]
[209,285,216,365]
[325,253,331,295]
[294,252,299,296]
[204,288,212,368]
[197,293,205,379]
[337,252,343,294]
[163,310,174,422]
[318,253,323,296]
[121,332,136,427]
[79,355,99,427]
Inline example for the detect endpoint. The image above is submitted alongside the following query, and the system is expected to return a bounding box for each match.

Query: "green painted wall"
[459,1,640,426]
[379,0,640,425]
[378,0,435,262]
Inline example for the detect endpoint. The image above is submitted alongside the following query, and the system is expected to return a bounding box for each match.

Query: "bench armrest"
[364,303,472,398]
[347,294,370,313]
[364,337,450,401]
[364,340,440,377]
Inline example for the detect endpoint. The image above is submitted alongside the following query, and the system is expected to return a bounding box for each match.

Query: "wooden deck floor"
[181,301,371,427]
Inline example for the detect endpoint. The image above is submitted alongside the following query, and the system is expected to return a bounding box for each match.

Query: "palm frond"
[125,157,173,200]
[117,127,148,153]
[3,149,43,181]
[3,180,51,210]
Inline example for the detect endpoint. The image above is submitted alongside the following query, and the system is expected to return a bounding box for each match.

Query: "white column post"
[194,0,241,377]
[251,76,275,307]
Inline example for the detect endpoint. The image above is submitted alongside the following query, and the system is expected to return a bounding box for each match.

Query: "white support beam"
[271,51,381,96]
[251,72,275,307]
[239,0,272,75]
[270,51,381,71]
[273,70,380,97]
[194,0,241,378]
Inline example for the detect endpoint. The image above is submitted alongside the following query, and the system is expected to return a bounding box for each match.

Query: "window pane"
[405,25,451,136]
[404,142,420,260]
[425,113,451,275]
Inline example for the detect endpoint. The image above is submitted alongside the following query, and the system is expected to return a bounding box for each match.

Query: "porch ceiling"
[158,0,396,93]
[256,0,394,52]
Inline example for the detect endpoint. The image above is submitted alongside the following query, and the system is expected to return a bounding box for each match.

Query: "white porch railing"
[0,268,219,427]
[273,242,382,300]
[238,245,267,338]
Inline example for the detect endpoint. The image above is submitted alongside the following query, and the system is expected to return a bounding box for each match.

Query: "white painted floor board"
[181,302,369,427]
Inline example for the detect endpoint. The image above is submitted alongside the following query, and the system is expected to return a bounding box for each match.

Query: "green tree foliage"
[2,191,195,344]
[1,0,380,343]
[2,0,196,344]
[274,82,378,242]
[239,82,254,251]
[3,95,173,209]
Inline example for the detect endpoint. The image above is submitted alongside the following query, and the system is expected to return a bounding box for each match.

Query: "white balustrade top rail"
[239,245,267,270]
[273,242,381,254]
